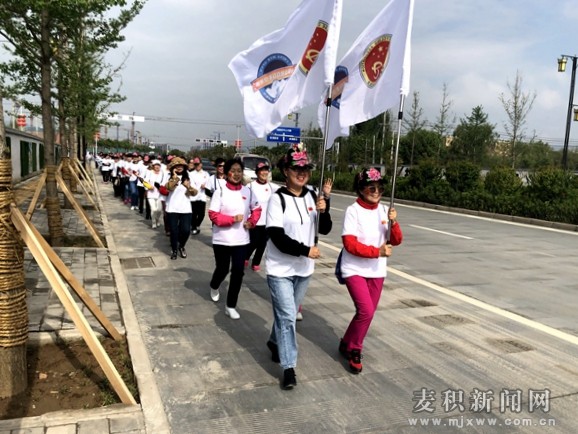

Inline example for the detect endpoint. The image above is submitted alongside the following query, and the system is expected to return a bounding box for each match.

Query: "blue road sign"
[267,126,301,143]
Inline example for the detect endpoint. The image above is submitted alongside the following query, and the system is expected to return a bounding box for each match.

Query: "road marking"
[409,224,474,240]
[318,239,578,348]
[330,206,344,212]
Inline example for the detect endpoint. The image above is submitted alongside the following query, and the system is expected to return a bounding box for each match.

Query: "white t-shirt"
[341,202,391,279]
[248,181,279,226]
[265,190,318,277]
[165,175,192,214]
[144,170,168,200]
[210,184,258,246]
[189,169,210,202]
[206,175,225,196]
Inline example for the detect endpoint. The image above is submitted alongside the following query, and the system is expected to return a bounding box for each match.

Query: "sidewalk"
[1,175,150,434]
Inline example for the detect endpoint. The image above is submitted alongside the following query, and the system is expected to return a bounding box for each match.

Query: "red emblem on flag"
[299,20,328,75]
[360,34,392,88]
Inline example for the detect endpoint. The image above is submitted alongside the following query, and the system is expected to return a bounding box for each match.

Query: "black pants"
[167,212,192,252]
[111,176,121,197]
[138,186,151,218]
[246,225,267,266]
[210,244,247,308]
[190,201,206,230]
[119,177,129,201]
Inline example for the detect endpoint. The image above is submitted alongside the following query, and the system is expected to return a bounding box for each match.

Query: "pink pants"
[342,275,385,352]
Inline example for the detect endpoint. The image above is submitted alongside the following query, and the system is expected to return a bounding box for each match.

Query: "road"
[322,193,578,338]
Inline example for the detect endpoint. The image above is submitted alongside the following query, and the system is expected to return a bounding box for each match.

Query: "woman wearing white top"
[165,157,197,260]
[205,157,226,199]
[245,162,279,271]
[208,158,261,320]
[338,168,403,374]
[265,143,332,390]
[144,160,168,229]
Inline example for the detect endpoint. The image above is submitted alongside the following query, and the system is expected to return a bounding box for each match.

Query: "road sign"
[107,114,145,122]
[267,126,301,143]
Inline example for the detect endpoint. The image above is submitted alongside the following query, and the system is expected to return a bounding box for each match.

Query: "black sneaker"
[179,247,187,258]
[170,250,178,260]
[349,349,363,374]
[338,339,349,358]
[282,368,297,390]
[267,341,280,363]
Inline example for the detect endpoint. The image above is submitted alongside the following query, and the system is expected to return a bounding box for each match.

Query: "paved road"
[325,193,578,336]
[102,185,578,433]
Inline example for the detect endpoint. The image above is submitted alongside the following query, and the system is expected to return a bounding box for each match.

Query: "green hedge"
[396,163,578,225]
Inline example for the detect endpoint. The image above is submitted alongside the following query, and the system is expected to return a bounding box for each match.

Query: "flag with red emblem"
[321,0,413,146]
[228,0,342,138]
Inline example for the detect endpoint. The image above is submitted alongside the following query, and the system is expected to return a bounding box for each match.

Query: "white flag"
[320,0,413,146]
[228,0,342,138]
[318,67,350,150]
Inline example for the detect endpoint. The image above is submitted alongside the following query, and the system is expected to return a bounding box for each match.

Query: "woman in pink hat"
[338,168,403,374]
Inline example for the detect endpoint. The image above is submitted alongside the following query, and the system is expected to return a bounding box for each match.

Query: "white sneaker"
[210,288,220,302]
[152,224,157,229]
[225,307,240,320]
[296,311,303,321]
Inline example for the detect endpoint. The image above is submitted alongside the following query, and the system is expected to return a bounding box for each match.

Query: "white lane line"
[318,239,578,348]
[409,224,474,240]
[330,206,344,212]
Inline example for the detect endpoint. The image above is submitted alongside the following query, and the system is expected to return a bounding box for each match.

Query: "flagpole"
[387,93,405,243]
[315,84,333,244]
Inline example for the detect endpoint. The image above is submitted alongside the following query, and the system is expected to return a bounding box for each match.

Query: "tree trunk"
[69,124,78,193]
[0,92,28,398]
[41,8,65,245]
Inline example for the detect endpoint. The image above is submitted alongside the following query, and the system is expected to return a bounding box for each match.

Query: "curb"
[0,404,141,431]
[94,173,171,434]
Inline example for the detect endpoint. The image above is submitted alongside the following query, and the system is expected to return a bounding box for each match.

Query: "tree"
[0,0,144,245]
[402,91,427,167]
[399,129,442,166]
[432,83,456,159]
[0,86,28,398]
[449,106,497,165]
[498,70,536,169]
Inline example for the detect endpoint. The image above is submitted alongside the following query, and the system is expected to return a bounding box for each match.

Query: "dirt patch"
[0,336,139,420]
[42,234,106,248]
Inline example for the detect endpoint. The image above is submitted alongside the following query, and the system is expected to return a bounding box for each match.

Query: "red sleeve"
[247,206,262,226]
[342,235,380,259]
[389,222,403,246]
[209,210,235,227]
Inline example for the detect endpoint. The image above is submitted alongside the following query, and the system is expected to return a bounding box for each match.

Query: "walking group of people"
[98,143,402,390]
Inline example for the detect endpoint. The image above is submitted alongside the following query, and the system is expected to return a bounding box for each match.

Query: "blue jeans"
[129,180,138,207]
[267,274,311,369]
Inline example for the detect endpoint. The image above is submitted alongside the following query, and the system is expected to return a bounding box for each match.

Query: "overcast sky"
[6,0,578,153]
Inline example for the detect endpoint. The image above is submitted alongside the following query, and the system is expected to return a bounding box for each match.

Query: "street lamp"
[557,54,577,170]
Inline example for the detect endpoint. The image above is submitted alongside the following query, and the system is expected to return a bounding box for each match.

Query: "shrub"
[484,167,523,196]
[526,168,576,202]
[445,161,481,192]
[406,159,444,190]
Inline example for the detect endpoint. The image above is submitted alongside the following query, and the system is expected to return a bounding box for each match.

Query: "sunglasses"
[364,185,385,194]
[217,164,224,167]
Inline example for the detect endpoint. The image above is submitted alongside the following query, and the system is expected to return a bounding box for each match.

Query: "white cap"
[151,159,161,166]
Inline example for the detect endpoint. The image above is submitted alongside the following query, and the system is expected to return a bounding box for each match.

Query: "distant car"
[234,153,272,184]
[201,158,216,175]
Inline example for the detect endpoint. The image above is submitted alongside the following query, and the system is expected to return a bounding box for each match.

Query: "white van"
[234,153,273,184]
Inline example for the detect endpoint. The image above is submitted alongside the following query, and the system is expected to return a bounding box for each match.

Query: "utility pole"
[130,111,135,144]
